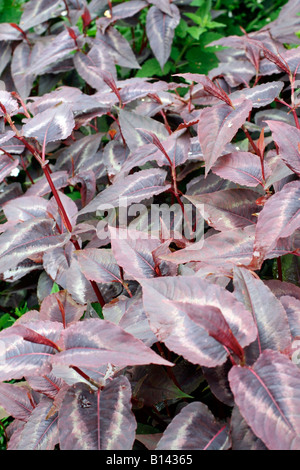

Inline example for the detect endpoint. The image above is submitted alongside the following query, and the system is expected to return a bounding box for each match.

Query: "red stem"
[4,115,106,308]
[292,108,300,130]
[242,126,265,181]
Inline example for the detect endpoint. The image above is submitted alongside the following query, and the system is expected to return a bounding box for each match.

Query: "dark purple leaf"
[30,29,78,76]
[177,73,233,106]
[157,402,230,450]
[25,171,69,197]
[0,42,11,75]
[266,120,300,177]
[78,168,170,215]
[141,276,257,367]
[265,0,300,44]
[27,86,99,116]
[198,100,253,175]
[130,128,191,169]
[76,248,122,284]
[208,60,256,88]
[109,227,161,279]
[0,321,63,380]
[211,151,269,187]
[118,108,169,152]
[58,377,136,450]
[147,0,172,15]
[162,225,255,269]
[97,1,147,33]
[95,27,140,69]
[0,23,22,41]
[0,218,70,273]
[119,78,170,105]
[26,373,65,399]
[103,140,129,177]
[0,90,19,116]
[51,318,172,369]
[0,130,15,145]
[251,180,300,268]
[19,0,64,31]
[280,295,300,340]
[229,350,300,450]
[146,5,180,69]
[202,359,234,407]
[185,188,260,231]
[0,383,35,421]
[11,42,36,99]
[103,292,157,346]
[230,81,284,108]
[40,290,86,327]
[230,405,268,450]
[233,267,292,362]
[47,190,78,231]
[54,132,102,174]
[22,103,75,145]
[265,279,300,301]
[186,172,236,196]
[4,323,61,351]
[14,398,59,450]
[2,195,48,224]
[73,45,116,91]
[42,242,100,305]
[0,155,19,183]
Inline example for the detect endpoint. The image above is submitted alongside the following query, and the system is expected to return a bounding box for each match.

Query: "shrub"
[0,0,299,451]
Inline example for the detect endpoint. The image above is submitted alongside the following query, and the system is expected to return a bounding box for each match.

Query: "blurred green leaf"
[136,58,172,78]
[0,313,15,330]
[0,0,26,23]
[187,26,206,40]
[50,282,60,294]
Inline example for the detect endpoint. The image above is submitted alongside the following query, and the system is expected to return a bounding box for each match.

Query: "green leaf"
[91,302,103,319]
[185,46,219,74]
[190,0,205,5]
[14,301,29,318]
[0,313,15,330]
[187,26,206,40]
[175,18,188,39]
[67,190,81,201]
[136,58,172,78]
[50,282,60,294]
[76,16,84,34]
[184,12,205,26]
[0,0,25,23]
[87,23,97,37]
[206,21,226,29]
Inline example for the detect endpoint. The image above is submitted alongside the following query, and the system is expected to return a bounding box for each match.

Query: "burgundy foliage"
[0,0,299,451]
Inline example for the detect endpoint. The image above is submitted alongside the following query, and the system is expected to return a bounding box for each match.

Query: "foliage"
[0,0,300,451]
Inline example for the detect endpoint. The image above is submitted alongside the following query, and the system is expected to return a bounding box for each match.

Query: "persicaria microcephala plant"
[0,0,299,451]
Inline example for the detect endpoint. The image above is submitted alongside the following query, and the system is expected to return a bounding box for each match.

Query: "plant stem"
[292,108,300,129]
[4,111,106,308]
[242,126,260,155]
[71,366,103,389]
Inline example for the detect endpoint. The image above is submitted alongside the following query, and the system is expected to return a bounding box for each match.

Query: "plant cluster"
[0,0,299,451]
